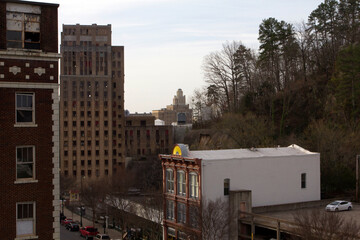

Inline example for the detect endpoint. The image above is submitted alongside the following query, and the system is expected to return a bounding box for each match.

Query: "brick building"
[0,1,60,239]
[60,24,125,183]
[125,113,174,163]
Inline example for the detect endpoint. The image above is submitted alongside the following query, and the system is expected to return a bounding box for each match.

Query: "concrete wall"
[201,154,320,207]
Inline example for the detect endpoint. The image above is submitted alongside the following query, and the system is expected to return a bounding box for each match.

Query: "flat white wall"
[201,154,320,207]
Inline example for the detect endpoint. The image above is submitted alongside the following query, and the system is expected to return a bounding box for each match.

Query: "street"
[60,224,83,240]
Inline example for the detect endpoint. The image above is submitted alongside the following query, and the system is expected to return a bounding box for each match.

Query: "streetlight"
[80,175,85,195]
[103,216,108,234]
[80,206,85,227]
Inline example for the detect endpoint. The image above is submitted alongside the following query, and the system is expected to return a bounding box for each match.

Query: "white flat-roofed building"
[160,144,320,240]
[192,144,320,207]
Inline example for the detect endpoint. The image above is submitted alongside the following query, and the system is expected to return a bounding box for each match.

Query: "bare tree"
[60,174,75,196]
[106,169,135,239]
[203,41,242,113]
[138,192,163,240]
[81,179,109,226]
[291,209,360,240]
[182,198,231,240]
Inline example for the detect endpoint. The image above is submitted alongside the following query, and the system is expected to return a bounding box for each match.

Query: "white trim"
[14,124,38,128]
[0,50,60,61]
[0,82,58,89]
[14,180,38,184]
[51,87,61,240]
[15,236,38,240]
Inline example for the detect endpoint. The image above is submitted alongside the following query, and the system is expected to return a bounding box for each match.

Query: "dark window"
[224,178,230,196]
[301,173,306,189]
[16,93,34,123]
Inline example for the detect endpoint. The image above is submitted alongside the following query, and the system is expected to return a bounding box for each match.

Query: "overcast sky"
[31,0,323,113]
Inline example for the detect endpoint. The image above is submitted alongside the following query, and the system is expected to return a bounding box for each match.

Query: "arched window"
[166,168,174,193]
[189,172,199,199]
[177,170,186,196]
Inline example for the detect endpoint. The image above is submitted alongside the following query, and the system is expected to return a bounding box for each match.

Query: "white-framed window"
[166,168,174,193]
[177,202,186,224]
[6,4,41,50]
[167,227,176,238]
[16,146,35,180]
[16,93,35,124]
[177,170,186,196]
[189,172,199,199]
[166,200,174,220]
[16,202,36,237]
[301,173,306,189]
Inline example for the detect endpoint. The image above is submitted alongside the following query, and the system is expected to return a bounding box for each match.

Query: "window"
[16,93,34,123]
[166,200,174,220]
[16,202,36,237]
[224,178,230,196]
[301,173,306,189]
[16,146,35,180]
[177,202,186,224]
[177,170,186,196]
[166,169,174,193]
[7,9,41,49]
[189,172,199,199]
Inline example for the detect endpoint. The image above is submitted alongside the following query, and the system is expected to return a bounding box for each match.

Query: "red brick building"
[0,1,61,239]
[161,144,201,240]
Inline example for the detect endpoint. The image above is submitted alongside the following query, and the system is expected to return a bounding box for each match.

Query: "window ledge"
[15,235,38,240]
[14,179,38,184]
[14,124,38,128]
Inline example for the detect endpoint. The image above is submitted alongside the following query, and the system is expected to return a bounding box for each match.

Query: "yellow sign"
[173,145,182,156]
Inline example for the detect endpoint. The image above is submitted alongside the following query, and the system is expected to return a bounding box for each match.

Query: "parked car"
[66,222,80,231]
[80,226,99,239]
[325,200,352,211]
[94,234,111,240]
[60,213,66,222]
[61,217,73,225]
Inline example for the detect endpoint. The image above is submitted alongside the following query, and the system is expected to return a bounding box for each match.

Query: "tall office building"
[0,1,60,239]
[60,24,125,183]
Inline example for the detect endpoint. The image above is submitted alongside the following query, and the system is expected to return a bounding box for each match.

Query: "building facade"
[0,1,60,239]
[125,113,174,163]
[60,24,125,183]
[160,144,320,239]
[152,89,193,125]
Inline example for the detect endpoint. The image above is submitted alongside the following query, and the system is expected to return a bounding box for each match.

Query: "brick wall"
[0,59,58,83]
[0,87,55,239]
[41,5,58,53]
[0,2,5,50]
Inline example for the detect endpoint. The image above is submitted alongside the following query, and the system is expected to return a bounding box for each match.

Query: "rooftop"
[5,0,59,7]
[188,144,317,161]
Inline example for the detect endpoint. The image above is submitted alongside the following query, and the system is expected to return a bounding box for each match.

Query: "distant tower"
[173,88,186,105]
[153,89,192,125]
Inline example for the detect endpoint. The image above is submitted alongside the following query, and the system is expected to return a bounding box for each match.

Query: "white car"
[95,234,111,240]
[325,200,352,211]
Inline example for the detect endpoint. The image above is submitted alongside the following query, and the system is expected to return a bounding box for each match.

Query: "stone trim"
[51,87,60,240]
[0,82,58,90]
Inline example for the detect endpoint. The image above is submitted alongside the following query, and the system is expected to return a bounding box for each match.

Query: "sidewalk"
[63,207,123,240]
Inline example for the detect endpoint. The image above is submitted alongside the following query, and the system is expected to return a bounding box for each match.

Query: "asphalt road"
[60,224,84,240]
